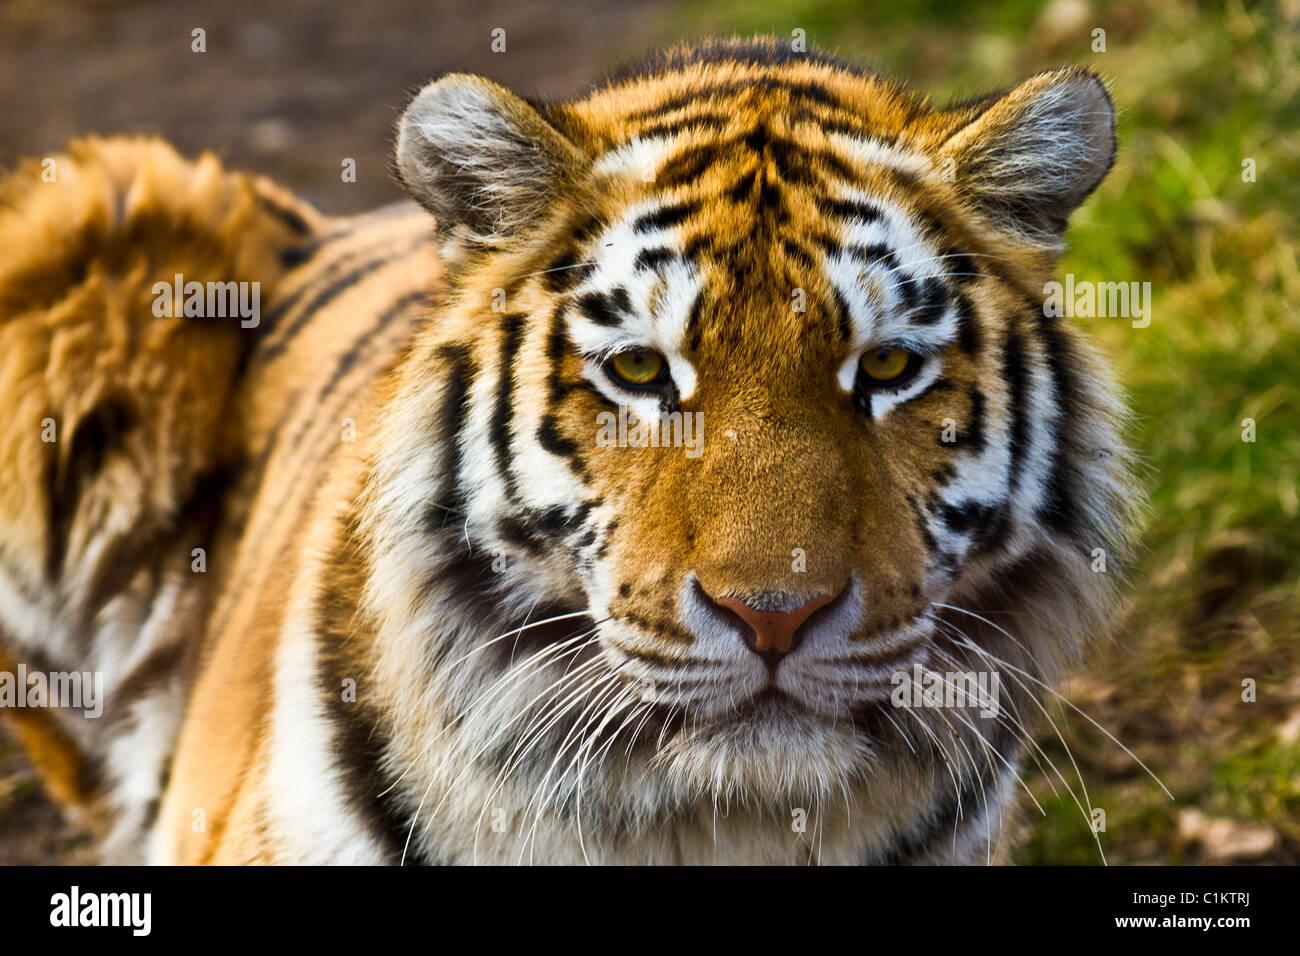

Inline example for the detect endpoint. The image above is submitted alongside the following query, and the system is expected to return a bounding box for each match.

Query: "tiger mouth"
[617,653,911,725]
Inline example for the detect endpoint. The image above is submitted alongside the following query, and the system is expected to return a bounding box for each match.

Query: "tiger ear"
[394,74,584,246]
[939,68,1115,247]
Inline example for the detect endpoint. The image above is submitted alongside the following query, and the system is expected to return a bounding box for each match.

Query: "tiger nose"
[712,591,838,662]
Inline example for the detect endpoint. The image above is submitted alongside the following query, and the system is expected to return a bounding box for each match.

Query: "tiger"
[0,38,1136,865]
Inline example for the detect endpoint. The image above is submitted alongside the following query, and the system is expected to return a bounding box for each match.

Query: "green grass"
[663,0,1300,863]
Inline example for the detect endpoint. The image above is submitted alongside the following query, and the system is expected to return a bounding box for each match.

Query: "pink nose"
[713,593,837,660]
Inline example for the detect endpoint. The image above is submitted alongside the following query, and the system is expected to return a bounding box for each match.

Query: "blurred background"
[1,0,1296,864]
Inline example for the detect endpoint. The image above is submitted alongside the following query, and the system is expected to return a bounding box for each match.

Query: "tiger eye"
[859,347,913,383]
[608,349,666,387]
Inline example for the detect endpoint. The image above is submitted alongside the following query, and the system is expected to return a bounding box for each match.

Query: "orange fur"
[0,41,1132,864]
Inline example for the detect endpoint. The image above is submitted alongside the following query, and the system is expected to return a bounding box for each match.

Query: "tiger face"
[387,41,1135,813]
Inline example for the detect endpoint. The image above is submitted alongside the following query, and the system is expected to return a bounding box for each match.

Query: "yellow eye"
[607,349,667,388]
[858,347,915,384]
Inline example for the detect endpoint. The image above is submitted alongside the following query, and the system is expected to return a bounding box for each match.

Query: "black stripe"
[971,502,1013,558]
[256,235,427,367]
[490,313,528,501]
[825,197,884,223]
[278,240,323,269]
[575,290,626,327]
[910,376,957,404]
[630,78,847,121]
[728,169,758,203]
[541,249,595,293]
[256,193,313,236]
[82,461,233,619]
[257,252,391,363]
[632,200,698,233]
[931,462,957,487]
[780,238,815,272]
[254,241,370,337]
[104,642,185,729]
[686,292,706,353]
[45,400,134,583]
[757,174,785,215]
[1034,313,1084,538]
[536,415,584,474]
[819,118,887,139]
[846,242,892,265]
[634,246,676,272]
[428,343,477,527]
[765,136,859,187]
[276,290,429,467]
[910,279,948,326]
[539,214,604,294]
[831,285,854,346]
[610,286,632,313]
[938,498,997,535]
[497,503,591,555]
[635,112,733,140]
[906,494,939,553]
[682,232,714,262]
[954,292,981,354]
[945,247,980,286]
[848,376,889,423]
[1002,330,1029,493]
[309,291,428,417]
[314,529,429,865]
[893,264,920,310]
[655,144,723,187]
[536,305,588,479]
[869,748,1010,864]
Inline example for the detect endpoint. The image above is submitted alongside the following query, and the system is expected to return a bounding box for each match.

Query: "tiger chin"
[0,38,1138,865]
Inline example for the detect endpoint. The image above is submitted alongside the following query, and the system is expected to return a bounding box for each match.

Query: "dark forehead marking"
[824,197,885,224]
[740,123,860,186]
[634,246,676,272]
[780,237,816,271]
[682,232,715,262]
[632,199,699,233]
[625,78,848,124]
[656,143,726,188]
[574,289,629,327]
[685,292,706,354]
[599,115,965,351]
[634,117,870,226]
[727,169,758,202]
[636,112,733,140]
[954,292,981,354]
[910,279,949,326]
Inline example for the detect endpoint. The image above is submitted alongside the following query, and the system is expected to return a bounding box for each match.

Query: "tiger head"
[374,40,1136,813]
